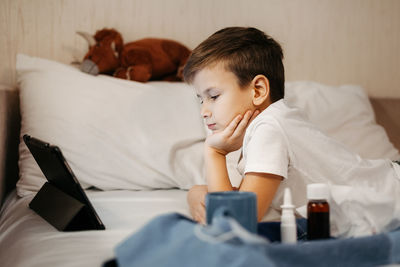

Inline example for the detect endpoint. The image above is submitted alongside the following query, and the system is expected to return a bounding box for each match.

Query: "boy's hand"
[187,185,208,224]
[206,110,259,155]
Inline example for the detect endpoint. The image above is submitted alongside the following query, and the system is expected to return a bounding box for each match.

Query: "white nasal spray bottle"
[280,188,297,243]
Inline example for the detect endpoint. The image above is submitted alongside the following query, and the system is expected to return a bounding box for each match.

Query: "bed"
[1,1,400,266]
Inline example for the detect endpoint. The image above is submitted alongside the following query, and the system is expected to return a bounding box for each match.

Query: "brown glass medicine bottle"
[307,183,330,240]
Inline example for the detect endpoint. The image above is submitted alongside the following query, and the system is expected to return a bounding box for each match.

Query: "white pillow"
[285,81,400,160]
[16,54,206,196]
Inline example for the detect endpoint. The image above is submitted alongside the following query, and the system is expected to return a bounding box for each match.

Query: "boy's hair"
[183,27,285,102]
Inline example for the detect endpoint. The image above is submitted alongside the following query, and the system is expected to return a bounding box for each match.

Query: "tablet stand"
[29,182,99,231]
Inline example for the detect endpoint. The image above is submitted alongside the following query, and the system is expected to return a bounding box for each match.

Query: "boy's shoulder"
[246,99,308,136]
[246,100,286,134]
[253,100,292,123]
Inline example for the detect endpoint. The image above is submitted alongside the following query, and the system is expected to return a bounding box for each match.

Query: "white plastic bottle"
[280,188,297,243]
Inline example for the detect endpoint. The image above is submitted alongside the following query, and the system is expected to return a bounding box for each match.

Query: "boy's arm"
[240,172,282,221]
[204,146,233,191]
[205,110,258,192]
[187,185,208,224]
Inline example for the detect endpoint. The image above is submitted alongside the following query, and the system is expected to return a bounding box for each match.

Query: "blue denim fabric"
[115,213,273,267]
[114,213,400,267]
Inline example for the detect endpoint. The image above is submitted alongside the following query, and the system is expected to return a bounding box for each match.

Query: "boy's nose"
[201,105,211,118]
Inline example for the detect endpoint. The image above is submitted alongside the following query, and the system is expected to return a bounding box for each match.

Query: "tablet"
[23,134,105,230]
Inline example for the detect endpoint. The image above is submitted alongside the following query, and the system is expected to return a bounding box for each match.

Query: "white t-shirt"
[239,99,400,237]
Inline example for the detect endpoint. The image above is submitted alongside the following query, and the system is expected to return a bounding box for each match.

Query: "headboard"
[0,87,20,205]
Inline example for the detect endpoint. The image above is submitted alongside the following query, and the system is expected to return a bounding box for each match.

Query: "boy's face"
[193,63,255,132]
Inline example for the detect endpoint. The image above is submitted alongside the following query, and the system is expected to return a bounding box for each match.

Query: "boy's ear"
[251,75,270,106]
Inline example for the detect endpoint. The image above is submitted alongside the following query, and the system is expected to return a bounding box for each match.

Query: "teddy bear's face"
[81,40,120,75]
[79,29,123,76]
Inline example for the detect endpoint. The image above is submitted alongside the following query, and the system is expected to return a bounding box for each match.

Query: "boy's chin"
[208,129,219,134]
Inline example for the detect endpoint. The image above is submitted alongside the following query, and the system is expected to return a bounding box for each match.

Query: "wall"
[1,0,399,97]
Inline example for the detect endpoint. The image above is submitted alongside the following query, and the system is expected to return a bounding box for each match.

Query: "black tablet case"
[24,135,105,231]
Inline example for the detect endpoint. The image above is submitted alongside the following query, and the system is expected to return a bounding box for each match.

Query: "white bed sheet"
[0,189,191,267]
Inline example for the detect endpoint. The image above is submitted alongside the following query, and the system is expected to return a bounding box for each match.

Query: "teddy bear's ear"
[76,31,96,47]
[94,29,123,44]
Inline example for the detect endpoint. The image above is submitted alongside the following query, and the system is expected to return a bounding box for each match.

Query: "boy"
[183,27,400,237]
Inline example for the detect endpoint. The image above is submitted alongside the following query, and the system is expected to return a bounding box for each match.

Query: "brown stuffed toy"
[78,28,191,82]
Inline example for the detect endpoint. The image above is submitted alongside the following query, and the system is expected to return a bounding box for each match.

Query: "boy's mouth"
[207,123,216,130]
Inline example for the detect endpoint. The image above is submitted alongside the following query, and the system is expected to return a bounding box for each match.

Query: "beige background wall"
[1,0,399,97]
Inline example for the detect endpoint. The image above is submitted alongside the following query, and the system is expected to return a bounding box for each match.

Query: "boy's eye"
[197,94,219,104]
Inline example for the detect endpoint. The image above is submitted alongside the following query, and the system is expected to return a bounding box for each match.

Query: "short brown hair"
[183,27,285,102]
